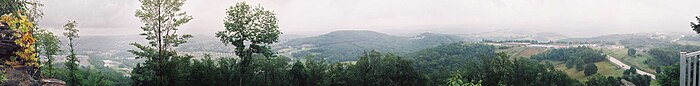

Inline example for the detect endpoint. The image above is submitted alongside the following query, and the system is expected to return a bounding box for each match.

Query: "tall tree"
[691,15,700,34]
[215,2,281,86]
[129,0,193,85]
[584,63,598,76]
[62,20,80,86]
[35,29,60,77]
[585,75,620,86]
[658,63,679,86]
[628,48,636,57]
[290,61,308,86]
[624,67,637,75]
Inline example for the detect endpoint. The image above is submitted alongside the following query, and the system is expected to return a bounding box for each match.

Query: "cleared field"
[496,46,548,59]
[517,47,547,58]
[547,61,625,82]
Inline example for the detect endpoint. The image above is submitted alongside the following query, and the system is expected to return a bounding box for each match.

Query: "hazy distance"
[37,0,700,37]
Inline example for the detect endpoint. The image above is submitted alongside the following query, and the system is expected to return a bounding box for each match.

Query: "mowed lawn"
[547,60,625,82]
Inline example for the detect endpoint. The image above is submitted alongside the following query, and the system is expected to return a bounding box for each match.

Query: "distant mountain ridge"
[280,30,464,62]
[457,29,569,41]
[559,32,690,48]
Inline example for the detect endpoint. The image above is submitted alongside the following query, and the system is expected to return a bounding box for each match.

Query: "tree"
[304,55,329,86]
[80,69,110,86]
[691,15,700,34]
[446,73,482,86]
[658,63,679,86]
[584,63,598,76]
[584,75,620,86]
[289,61,308,86]
[624,67,637,75]
[129,0,193,85]
[575,58,585,71]
[628,48,636,57]
[215,2,281,86]
[0,0,43,19]
[621,74,651,86]
[35,29,60,77]
[62,20,80,86]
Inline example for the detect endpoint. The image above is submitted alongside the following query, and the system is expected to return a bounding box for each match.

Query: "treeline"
[585,67,652,86]
[646,44,700,69]
[481,39,588,45]
[532,46,606,74]
[129,51,427,86]
[126,43,588,86]
[409,43,582,85]
[454,52,581,86]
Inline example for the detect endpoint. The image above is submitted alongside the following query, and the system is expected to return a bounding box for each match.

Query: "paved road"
[607,55,656,79]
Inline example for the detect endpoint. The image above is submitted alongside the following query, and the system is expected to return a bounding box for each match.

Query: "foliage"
[1,12,38,69]
[303,55,329,86]
[326,51,426,86]
[560,34,672,48]
[406,43,581,85]
[215,2,281,86]
[130,0,193,85]
[35,28,60,77]
[462,52,581,86]
[532,47,606,71]
[409,43,495,78]
[692,15,700,34]
[584,75,620,86]
[446,73,482,86]
[657,63,679,86]
[0,0,41,17]
[584,63,597,76]
[627,48,636,57]
[623,67,637,75]
[62,20,80,86]
[52,67,118,86]
[0,71,5,83]
[620,74,651,86]
[0,0,24,15]
[80,69,111,86]
[585,70,651,86]
[646,44,700,69]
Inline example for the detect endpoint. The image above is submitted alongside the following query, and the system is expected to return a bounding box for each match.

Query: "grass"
[496,47,527,56]
[496,46,548,59]
[547,60,625,82]
[602,48,656,73]
[650,80,660,86]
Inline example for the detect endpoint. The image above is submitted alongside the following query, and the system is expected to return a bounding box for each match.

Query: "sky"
[37,0,700,37]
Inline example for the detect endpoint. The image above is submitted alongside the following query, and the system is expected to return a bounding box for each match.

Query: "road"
[607,55,656,79]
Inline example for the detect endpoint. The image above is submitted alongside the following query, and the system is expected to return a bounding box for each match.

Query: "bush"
[584,64,598,76]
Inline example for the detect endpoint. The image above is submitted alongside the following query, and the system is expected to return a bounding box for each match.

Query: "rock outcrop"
[0,20,65,86]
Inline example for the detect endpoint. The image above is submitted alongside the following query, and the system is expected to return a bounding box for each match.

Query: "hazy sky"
[37,0,700,37]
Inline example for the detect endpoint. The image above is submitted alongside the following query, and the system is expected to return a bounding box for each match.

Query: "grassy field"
[602,48,656,73]
[547,60,625,82]
[496,46,548,59]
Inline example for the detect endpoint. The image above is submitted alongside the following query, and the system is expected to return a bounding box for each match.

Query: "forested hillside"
[282,30,463,62]
[2,0,697,85]
[559,33,684,48]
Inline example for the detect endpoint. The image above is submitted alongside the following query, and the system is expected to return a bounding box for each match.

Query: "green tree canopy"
[584,63,598,76]
[215,2,281,86]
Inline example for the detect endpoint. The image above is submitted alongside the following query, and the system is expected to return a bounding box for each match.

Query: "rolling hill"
[559,32,688,48]
[279,30,464,62]
[457,29,569,41]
